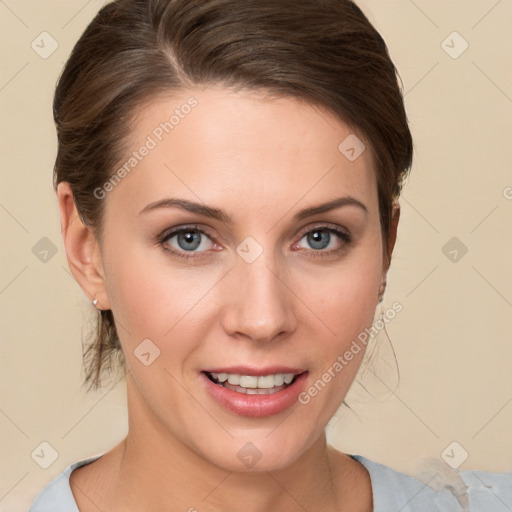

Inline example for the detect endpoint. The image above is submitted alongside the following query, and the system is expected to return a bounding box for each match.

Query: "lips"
[200,368,309,417]
[202,366,307,376]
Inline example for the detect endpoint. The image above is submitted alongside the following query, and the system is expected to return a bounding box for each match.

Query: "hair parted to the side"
[53,0,413,391]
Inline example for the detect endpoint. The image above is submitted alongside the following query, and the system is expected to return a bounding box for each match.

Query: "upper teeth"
[210,372,296,388]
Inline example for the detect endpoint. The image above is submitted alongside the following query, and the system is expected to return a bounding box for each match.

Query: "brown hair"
[54,0,413,390]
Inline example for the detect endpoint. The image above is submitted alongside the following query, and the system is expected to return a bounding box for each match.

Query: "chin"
[194,431,315,474]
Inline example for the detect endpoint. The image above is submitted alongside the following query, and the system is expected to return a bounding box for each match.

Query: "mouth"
[200,369,309,417]
[203,371,302,395]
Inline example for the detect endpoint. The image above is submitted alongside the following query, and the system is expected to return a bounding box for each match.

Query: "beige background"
[1,0,511,510]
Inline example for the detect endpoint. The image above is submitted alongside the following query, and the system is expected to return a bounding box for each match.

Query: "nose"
[220,251,297,345]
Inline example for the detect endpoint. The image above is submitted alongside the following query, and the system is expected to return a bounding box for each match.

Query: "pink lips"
[202,365,307,376]
[200,370,309,417]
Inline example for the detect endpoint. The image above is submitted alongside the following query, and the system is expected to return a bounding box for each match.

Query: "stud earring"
[378,279,387,303]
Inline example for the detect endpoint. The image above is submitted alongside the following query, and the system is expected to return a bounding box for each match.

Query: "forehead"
[105,85,378,220]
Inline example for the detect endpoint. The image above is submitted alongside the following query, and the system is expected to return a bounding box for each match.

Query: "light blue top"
[28,453,512,511]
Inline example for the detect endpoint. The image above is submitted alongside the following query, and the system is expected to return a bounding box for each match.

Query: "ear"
[383,202,400,274]
[57,182,111,310]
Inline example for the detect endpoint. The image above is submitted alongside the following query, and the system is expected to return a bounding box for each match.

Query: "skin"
[58,85,399,512]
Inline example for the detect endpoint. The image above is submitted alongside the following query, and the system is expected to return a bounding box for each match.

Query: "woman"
[28,0,510,510]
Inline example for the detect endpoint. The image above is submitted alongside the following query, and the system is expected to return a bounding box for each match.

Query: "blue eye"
[160,226,215,259]
[296,226,352,258]
[172,230,203,251]
[303,229,336,250]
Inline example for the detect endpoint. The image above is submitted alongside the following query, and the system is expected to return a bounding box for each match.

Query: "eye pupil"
[178,230,201,250]
[307,230,330,250]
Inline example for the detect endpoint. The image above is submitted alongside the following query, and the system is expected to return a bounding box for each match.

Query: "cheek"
[294,240,383,398]
[294,259,381,421]
[101,243,179,346]
[102,242,222,366]
[301,250,382,336]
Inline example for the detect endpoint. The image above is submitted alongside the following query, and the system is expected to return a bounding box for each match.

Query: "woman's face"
[91,86,388,471]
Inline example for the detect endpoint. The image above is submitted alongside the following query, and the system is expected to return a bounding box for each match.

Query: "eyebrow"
[138,195,368,223]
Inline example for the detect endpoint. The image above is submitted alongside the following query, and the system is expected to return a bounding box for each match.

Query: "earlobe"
[57,182,110,310]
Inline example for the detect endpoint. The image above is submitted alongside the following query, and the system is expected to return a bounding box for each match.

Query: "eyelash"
[158,224,352,261]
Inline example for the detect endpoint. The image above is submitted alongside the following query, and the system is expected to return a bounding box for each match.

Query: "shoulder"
[352,454,512,512]
[28,455,103,512]
[351,454,462,512]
